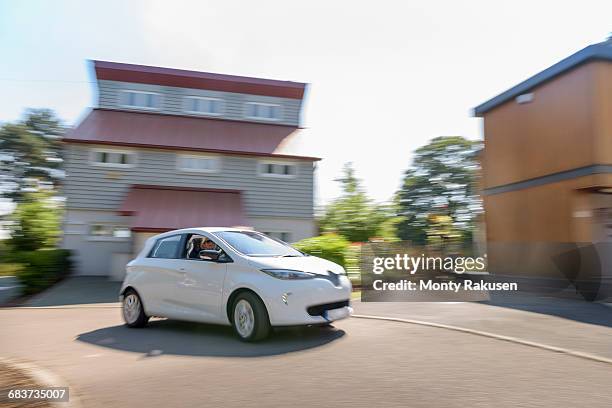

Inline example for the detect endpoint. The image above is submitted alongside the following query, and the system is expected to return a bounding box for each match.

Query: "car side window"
[184,234,216,259]
[149,235,182,259]
[183,234,232,262]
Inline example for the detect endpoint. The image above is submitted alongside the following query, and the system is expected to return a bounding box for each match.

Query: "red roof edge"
[93,60,306,100]
[130,185,242,194]
[61,138,321,161]
[130,227,173,233]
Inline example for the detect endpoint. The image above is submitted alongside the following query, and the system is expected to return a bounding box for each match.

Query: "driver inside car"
[187,236,203,259]
[199,238,220,260]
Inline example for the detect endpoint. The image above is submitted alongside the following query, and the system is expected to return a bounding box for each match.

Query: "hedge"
[292,233,350,268]
[4,249,72,295]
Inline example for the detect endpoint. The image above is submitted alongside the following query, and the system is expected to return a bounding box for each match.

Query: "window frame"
[244,102,282,121]
[183,96,224,116]
[87,223,131,242]
[90,148,137,169]
[176,154,221,174]
[257,160,298,179]
[119,90,162,111]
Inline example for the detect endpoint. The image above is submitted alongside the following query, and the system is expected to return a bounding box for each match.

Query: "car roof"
[152,227,254,238]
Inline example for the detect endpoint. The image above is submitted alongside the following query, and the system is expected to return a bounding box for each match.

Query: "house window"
[263,231,292,243]
[120,90,161,110]
[245,102,281,120]
[177,155,220,173]
[185,97,223,115]
[259,162,297,178]
[91,149,136,168]
[89,224,131,239]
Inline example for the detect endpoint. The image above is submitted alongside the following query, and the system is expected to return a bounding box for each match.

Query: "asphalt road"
[1,306,612,408]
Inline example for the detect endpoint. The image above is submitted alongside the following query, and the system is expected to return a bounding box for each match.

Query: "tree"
[396,136,482,245]
[0,109,65,201]
[8,192,62,251]
[320,163,385,242]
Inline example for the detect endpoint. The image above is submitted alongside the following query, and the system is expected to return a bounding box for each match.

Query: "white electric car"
[119,228,352,341]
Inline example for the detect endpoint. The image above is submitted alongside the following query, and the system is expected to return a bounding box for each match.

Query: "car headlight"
[261,269,316,280]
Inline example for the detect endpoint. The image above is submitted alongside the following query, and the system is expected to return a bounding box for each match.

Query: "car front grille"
[307,300,350,316]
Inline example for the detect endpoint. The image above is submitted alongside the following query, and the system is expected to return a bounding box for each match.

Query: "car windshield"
[213,231,304,257]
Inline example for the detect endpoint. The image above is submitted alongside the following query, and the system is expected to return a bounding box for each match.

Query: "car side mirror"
[217,251,233,263]
[199,249,220,261]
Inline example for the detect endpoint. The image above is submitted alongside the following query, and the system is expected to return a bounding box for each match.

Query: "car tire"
[122,289,149,328]
[231,292,271,342]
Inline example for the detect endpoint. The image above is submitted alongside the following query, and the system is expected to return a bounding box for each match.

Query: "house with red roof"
[62,61,318,278]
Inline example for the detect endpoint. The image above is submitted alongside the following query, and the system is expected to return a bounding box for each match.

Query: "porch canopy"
[118,185,246,232]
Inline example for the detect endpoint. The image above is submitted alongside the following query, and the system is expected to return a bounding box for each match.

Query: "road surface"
[1,305,611,408]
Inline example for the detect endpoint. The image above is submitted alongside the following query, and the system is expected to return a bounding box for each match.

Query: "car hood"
[247,255,345,276]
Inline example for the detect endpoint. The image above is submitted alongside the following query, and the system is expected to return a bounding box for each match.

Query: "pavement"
[20,277,122,307]
[354,293,612,361]
[1,278,612,407]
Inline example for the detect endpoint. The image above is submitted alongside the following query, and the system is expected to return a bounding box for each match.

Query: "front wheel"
[122,289,149,328]
[231,292,271,342]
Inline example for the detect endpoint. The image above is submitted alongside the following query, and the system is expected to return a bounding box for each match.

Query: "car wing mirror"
[199,249,220,261]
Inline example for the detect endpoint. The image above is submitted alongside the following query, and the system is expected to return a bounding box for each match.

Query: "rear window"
[149,235,182,259]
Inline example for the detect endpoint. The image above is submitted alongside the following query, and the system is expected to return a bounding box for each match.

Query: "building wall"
[62,144,316,276]
[63,144,315,218]
[592,62,612,165]
[62,209,132,277]
[97,80,303,126]
[481,61,612,297]
[482,62,599,190]
[246,216,316,243]
[483,150,612,292]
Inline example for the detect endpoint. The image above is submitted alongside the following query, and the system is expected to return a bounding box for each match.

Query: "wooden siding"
[482,62,599,189]
[62,144,314,218]
[98,80,302,126]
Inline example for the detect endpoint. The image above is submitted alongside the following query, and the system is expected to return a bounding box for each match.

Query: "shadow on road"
[482,291,612,328]
[76,319,345,357]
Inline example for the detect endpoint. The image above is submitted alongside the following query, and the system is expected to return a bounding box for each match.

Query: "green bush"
[4,249,72,295]
[293,233,350,268]
[0,263,24,277]
[9,193,62,252]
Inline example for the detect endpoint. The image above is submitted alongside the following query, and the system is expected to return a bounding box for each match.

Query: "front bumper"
[262,275,353,326]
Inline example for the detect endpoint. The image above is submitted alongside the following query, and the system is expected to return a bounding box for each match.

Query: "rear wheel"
[231,292,271,342]
[122,289,149,328]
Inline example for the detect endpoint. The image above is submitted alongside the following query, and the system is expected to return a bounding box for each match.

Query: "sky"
[0,0,611,209]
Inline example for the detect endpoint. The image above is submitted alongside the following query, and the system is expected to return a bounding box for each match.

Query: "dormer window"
[120,90,161,110]
[258,161,297,178]
[90,149,137,168]
[184,96,223,116]
[245,102,281,121]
